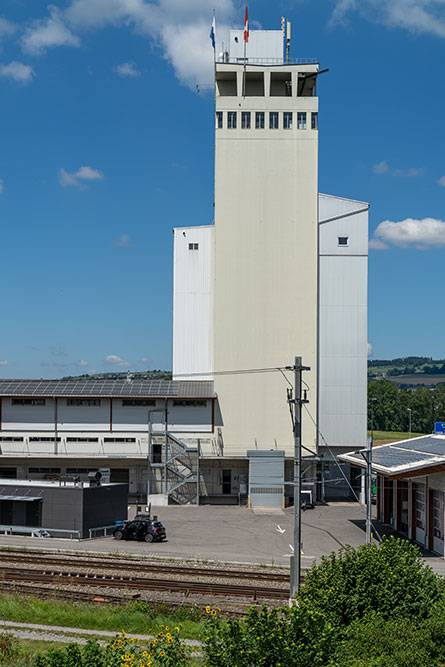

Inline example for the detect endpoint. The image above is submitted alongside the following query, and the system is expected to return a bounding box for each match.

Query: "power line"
[173,366,295,378]
[303,404,382,541]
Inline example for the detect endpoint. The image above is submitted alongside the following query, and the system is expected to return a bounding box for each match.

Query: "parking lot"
[0,502,444,573]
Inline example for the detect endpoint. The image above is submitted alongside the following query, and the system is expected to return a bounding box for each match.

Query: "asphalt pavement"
[1,501,443,572]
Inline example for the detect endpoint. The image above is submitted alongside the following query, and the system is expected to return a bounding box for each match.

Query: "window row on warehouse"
[8,398,207,407]
[216,110,318,130]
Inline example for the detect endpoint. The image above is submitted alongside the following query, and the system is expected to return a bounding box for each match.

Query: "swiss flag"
[244,6,249,43]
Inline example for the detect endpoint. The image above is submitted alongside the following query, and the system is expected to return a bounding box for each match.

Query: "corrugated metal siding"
[172,226,214,380]
[318,194,368,451]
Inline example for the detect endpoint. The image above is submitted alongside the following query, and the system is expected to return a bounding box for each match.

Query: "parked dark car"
[113,519,166,543]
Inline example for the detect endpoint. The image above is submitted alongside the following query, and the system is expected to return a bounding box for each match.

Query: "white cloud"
[0,360,9,366]
[372,160,389,174]
[113,234,133,247]
[331,0,445,39]
[105,354,131,367]
[0,61,35,84]
[437,175,445,187]
[0,18,16,41]
[22,6,81,55]
[140,356,151,363]
[393,167,424,177]
[367,343,373,358]
[369,238,388,250]
[0,179,3,195]
[371,217,445,249]
[372,160,423,177]
[77,359,88,367]
[21,0,236,87]
[115,61,140,77]
[59,165,104,188]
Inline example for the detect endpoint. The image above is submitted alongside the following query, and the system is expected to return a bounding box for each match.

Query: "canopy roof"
[339,434,445,479]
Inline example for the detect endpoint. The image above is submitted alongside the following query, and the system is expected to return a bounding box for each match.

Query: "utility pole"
[361,397,376,544]
[407,408,412,439]
[289,356,310,601]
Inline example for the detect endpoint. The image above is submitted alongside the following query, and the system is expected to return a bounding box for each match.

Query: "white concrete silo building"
[172,26,369,500]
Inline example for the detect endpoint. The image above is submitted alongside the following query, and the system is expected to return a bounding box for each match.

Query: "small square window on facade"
[297,112,307,130]
[255,112,265,129]
[338,236,349,246]
[311,112,318,130]
[188,243,199,250]
[283,112,293,129]
[216,111,223,129]
[227,111,237,129]
[269,112,279,129]
[241,112,251,129]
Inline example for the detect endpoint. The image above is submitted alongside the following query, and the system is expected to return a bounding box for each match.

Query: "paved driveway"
[0,502,443,573]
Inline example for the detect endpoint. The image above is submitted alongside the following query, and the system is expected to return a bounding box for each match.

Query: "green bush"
[202,604,336,667]
[32,629,192,666]
[298,536,442,627]
[202,538,445,666]
[0,633,19,666]
[334,610,445,666]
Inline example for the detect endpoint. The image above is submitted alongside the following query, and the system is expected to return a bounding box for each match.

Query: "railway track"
[0,548,293,584]
[1,581,250,616]
[0,566,289,600]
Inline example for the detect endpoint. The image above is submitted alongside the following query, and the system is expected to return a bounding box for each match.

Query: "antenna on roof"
[281,16,291,63]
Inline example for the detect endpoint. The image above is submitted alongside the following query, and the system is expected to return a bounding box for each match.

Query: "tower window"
[297,112,307,130]
[255,112,265,129]
[188,243,199,250]
[216,111,223,129]
[269,112,279,129]
[241,112,251,129]
[338,236,349,246]
[283,112,293,129]
[227,112,237,129]
[311,112,318,130]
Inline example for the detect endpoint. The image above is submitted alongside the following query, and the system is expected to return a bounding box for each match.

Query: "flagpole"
[243,39,246,98]
[213,9,216,65]
[243,5,248,98]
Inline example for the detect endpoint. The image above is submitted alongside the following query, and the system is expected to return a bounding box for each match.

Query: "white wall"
[1,398,213,434]
[172,226,214,380]
[318,194,368,450]
[213,62,319,456]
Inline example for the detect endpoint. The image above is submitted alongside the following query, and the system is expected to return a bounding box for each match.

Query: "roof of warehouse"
[339,434,445,478]
[0,379,215,399]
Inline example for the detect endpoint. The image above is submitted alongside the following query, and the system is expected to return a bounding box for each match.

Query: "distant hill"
[61,370,172,381]
[368,357,445,387]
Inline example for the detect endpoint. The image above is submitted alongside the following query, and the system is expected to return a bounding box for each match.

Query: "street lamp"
[370,397,377,445]
[407,408,412,439]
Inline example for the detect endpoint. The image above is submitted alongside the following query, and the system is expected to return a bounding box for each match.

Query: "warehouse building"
[339,432,445,556]
[0,21,368,505]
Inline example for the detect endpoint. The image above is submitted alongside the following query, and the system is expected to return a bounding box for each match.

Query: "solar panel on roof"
[396,437,445,457]
[372,446,436,468]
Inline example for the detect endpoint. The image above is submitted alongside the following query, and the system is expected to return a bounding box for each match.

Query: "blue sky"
[0,0,444,378]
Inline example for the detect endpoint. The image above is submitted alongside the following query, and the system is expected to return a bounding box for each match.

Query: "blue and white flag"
[210,15,216,49]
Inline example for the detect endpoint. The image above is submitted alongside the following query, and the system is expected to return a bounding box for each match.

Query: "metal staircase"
[149,432,200,505]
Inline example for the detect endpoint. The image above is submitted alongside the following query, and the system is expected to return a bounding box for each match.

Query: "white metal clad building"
[318,194,368,454]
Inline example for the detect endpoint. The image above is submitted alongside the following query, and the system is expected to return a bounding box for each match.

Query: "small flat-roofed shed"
[339,435,445,557]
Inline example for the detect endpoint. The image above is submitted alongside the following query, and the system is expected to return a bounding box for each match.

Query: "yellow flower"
[168,638,173,644]
[160,650,166,657]
[121,631,127,638]
[211,609,217,616]
[205,605,211,613]
[174,626,180,633]
[165,626,170,631]
[158,631,163,638]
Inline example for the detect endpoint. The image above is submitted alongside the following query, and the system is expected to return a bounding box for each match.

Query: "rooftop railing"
[216,57,318,65]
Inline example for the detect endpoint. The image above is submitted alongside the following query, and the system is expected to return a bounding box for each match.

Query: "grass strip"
[0,594,205,640]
